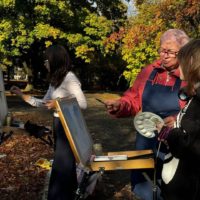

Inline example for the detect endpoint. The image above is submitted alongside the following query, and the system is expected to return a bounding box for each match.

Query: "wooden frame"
[55,97,154,172]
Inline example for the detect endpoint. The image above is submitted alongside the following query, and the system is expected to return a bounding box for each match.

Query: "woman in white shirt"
[10,45,87,200]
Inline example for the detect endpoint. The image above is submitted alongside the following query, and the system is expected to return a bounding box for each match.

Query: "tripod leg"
[74,171,91,200]
[142,172,158,200]
[152,185,158,200]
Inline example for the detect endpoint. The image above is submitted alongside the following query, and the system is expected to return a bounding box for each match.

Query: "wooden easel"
[55,97,155,199]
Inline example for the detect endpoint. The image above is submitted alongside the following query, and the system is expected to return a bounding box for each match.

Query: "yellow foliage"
[45,41,52,47]
[33,23,61,39]
[75,44,95,63]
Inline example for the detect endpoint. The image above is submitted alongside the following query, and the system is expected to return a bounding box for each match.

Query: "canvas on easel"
[55,97,154,172]
[0,68,8,125]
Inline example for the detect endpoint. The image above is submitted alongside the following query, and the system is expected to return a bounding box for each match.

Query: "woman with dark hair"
[10,44,87,200]
[157,39,200,200]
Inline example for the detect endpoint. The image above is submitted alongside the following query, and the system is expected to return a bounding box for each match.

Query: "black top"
[162,88,200,200]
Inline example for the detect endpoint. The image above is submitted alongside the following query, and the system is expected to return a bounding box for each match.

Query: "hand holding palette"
[134,112,164,138]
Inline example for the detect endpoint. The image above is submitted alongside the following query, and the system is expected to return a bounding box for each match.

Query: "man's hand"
[104,100,121,114]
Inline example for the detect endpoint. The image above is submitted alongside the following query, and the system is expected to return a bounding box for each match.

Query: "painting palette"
[134,112,164,138]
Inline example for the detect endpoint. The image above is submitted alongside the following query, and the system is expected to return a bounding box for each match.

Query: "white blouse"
[26,72,87,113]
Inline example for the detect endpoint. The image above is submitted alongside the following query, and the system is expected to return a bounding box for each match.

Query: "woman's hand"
[163,116,175,128]
[45,100,56,110]
[156,122,164,133]
[10,86,23,96]
[156,125,172,149]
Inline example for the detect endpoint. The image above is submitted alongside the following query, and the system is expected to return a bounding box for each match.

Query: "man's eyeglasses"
[158,49,179,58]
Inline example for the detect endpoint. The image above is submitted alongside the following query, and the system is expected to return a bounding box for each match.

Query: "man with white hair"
[105,29,190,200]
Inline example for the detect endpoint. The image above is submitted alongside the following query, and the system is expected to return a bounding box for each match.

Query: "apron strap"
[148,68,181,91]
[148,68,158,81]
[173,78,181,91]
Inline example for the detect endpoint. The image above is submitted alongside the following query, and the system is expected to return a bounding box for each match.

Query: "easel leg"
[142,172,158,200]
[142,141,162,200]
[74,168,104,200]
[74,171,92,200]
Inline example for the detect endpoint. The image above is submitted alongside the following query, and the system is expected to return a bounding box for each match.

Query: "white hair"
[160,29,190,47]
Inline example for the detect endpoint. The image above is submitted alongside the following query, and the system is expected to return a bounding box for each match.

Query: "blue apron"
[136,68,181,151]
[142,68,181,118]
[131,68,181,193]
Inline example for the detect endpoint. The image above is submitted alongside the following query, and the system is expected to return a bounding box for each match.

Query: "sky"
[122,0,137,17]
[89,0,137,17]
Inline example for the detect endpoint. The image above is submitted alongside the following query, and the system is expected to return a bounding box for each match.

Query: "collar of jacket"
[195,87,200,100]
[152,60,180,78]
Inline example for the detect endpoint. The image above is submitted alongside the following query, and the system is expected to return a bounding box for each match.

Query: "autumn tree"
[2,0,198,90]
[104,0,200,85]
[105,1,164,85]
[159,0,200,37]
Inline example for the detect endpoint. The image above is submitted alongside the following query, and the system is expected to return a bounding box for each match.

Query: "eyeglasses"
[158,49,179,58]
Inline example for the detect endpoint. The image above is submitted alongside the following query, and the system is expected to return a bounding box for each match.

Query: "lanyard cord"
[176,98,193,128]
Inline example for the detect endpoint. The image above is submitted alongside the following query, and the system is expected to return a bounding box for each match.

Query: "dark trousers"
[131,133,165,200]
[48,117,77,200]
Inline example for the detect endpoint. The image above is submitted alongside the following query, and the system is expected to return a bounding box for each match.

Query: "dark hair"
[45,45,71,88]
[178,39,200,96]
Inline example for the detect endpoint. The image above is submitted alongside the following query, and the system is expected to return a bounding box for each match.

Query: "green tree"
[0,0,128,89]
